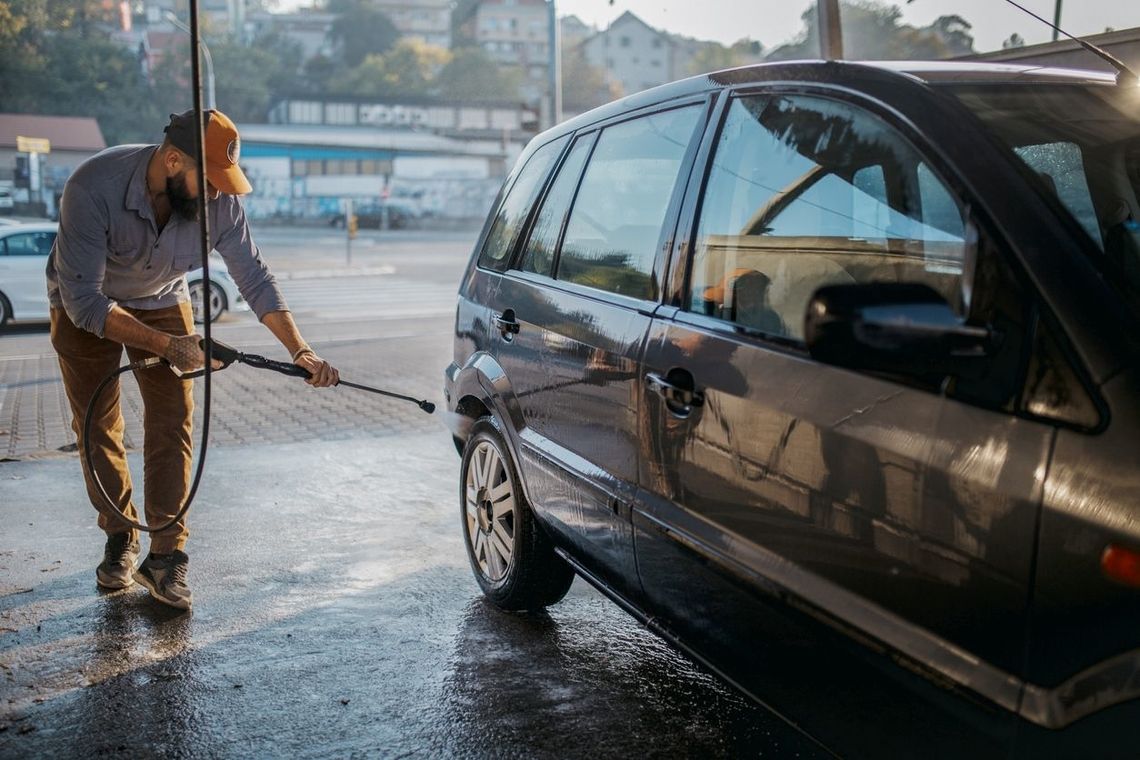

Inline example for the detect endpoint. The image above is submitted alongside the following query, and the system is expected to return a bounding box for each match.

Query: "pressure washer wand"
[196,339,435,414]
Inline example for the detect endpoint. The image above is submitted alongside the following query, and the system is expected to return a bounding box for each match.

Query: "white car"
[0,223,248,327]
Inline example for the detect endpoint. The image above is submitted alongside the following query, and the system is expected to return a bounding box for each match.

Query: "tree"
[437,47,522,102]
[1002,33,1026,50]
[0,0,167,144]
[925,15,974,57]
[328,0,400,68]
[765,1,975,61]
[686,39,765,76]
[332,39,451,98]
[561,48,620,109]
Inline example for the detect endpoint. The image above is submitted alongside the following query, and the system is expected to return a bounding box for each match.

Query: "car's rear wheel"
[188,280,226,324]
[460,418,574,610]
[0,292,10,327]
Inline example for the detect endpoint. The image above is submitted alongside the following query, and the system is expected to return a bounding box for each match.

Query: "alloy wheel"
[465,440,516,582]
[188,280,225,324]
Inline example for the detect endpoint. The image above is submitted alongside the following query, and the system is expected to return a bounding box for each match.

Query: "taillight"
[1101,544,1140,588]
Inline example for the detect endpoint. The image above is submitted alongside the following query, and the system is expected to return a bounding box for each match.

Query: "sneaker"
[96,532,140,589]
[134,550,193,610]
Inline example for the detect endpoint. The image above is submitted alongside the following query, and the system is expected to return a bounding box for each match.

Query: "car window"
[556,105,701,300]
[519,134,595,278]
[1013,142,1102,246]
[689,94,969,341]
[478,135,569,271]
[2,231,56,256]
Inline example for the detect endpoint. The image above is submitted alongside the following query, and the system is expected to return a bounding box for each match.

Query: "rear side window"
[556,105,701,300]
[520,134,595,277]
[479,135,568,271]
[689,94,969,341]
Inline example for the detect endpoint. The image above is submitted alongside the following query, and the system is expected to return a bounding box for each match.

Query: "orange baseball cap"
[163,109,253,196]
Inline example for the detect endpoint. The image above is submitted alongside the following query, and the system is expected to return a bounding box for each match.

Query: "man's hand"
[294,350,339,388]
[164,333,207,372]
[162,334,224,374]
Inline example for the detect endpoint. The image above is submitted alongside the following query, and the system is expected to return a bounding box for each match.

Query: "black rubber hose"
[82,358,204,533]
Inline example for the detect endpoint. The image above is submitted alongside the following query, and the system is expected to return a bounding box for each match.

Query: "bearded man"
[46,109,339,610]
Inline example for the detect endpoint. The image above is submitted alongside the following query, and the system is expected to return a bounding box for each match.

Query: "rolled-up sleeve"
[54,182,116,337]
[212,197,288,318]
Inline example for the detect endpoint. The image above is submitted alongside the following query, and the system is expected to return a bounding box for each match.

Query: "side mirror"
[804,283,998,379]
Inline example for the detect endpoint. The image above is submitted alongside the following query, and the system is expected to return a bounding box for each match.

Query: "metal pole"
[345,197,353,266]
[548,0,562,127]
[166,11,216,109]
[818,0,844,60]
[1052,0,1062,42]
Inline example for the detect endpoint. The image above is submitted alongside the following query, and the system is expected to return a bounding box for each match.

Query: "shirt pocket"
[107,239,148,268]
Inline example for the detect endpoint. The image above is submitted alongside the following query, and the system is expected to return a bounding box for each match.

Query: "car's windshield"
[945,83,1140,316]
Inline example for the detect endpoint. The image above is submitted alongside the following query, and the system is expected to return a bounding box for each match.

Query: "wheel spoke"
[489,480,512,506]
[492,520,513,552]
[489,531,512,571]
[484,449,500,492]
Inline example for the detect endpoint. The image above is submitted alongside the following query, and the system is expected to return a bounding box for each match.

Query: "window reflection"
[690,95,969,341]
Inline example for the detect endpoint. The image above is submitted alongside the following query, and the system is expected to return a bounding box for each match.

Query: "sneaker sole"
[96,568,136,590]
[133,570,192,611]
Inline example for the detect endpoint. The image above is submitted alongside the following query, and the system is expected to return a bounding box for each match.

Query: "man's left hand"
[295,351,339,387]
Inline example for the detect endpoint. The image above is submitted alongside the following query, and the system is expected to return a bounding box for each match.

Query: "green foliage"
[686,39,765,77]
[331,39,451,98]
[561,49,619,109]
[328,0,400,68]
[438,47,523,103]
[765,1,975,61]
[0,1,165,143]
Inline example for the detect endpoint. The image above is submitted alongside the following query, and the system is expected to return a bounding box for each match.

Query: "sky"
[552,0,1135,53]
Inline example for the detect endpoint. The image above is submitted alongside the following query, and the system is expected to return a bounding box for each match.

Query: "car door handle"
[645,371,705,408]
[493,310,520,338]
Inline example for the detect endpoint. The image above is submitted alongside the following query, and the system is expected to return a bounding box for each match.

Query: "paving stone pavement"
[0,329,453,461]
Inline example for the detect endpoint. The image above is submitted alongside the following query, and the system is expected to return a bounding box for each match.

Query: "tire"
[460,418,574,611]
[0,292,10,327]
[188,280,227,324]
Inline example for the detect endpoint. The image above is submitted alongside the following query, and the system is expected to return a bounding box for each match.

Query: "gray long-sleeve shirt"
[46,144,287,337]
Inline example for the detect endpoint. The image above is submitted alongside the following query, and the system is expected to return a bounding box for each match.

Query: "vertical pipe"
[548,0,562,127]
[1052,0,1063,42]
[818,0,844,60]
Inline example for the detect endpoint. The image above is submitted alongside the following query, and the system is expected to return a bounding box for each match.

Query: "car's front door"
[633,91,1048,755]
[0,229,55,318]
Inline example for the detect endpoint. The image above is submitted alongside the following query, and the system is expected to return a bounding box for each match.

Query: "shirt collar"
[124,146,157,220]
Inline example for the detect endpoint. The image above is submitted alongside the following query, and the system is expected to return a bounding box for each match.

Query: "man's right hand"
[163,333,208,373]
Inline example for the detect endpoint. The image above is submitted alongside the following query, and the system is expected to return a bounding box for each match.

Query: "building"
[235,96,539,221]
[0,114,107,216]
[244,9,337,61]
[453,0,551,99]
[579,11,679,97]
[373,0,452,49]
[559,14,593,51]
[966,26,1140,75]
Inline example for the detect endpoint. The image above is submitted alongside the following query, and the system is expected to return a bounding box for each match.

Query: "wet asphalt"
[0,432,826,759]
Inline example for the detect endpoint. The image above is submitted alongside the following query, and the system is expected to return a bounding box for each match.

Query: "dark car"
[443,60,1140,758]
[328,201,413,230]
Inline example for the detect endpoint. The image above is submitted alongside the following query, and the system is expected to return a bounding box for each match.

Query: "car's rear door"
[490,100,709,593]
[633,88,1050,755]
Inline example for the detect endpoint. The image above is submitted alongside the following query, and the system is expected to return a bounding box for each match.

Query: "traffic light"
[347,213,358,239]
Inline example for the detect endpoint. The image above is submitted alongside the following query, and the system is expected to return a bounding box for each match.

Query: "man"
[47,109,339,611]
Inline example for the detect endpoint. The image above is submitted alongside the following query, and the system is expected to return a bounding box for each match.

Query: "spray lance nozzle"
[175,338,435,414]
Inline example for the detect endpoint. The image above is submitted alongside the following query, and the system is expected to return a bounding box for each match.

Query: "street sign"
[16,136,51,154]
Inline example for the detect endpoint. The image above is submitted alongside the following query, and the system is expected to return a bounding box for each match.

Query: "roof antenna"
[999,0,1138,86]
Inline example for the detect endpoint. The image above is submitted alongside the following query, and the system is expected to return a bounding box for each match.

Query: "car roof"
[544,59,1118,144]
[0,222,57,234]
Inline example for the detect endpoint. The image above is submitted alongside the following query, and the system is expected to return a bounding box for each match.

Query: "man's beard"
[166,172,200,221]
